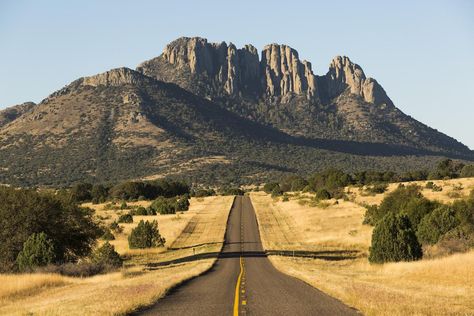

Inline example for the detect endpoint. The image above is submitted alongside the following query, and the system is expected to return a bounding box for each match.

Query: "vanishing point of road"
[139,196,359,315]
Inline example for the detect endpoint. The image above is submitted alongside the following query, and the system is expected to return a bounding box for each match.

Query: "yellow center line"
[233,256,244,315]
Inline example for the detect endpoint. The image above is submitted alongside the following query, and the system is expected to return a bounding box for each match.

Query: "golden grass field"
[250,177,474,316]
[0,195,234,316]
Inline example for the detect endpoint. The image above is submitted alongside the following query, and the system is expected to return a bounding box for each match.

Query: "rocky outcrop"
[261,44,317,99]
[0,102,36,128]
[326,56,393,107]
[139,37,398,107]
[82,67,150,87]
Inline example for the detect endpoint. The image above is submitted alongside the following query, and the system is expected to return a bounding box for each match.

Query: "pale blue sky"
[1,0,473,148]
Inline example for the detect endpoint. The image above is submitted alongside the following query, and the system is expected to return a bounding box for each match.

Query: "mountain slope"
[137,37,469,154]
[0,38,472,187]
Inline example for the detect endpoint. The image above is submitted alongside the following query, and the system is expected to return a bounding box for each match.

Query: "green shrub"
[128,220,165,249]
[120,201,128,210]
[315,188,331,200]
[176,196,190,212]
[150,197,176,214]
[365,183,388,194]
[417,206,460,245]
[460,165,474,178]
[117,214,133,223]
[271,186,283,197]
[16,232,55,272]
[0,187,101,272]
[101,229,115,241]
[109,221,123,233]
[130,206,149,216]
[91,242,122,268]
[369,213,422,263]
[263,182,280,194]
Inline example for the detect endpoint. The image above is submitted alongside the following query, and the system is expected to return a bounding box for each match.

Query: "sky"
[0,0,473,148]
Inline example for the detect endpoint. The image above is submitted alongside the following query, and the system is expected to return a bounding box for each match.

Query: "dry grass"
[250,192,371,252]
[0,261,214,316]
[0,196,234,315]
[250,186,474,316]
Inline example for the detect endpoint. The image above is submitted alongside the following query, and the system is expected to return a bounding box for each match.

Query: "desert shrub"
[117,214,133,223]
[70,183,93,202]
[191,188,216,197]
[176,196,190,212]
[263,182,280,194]
[425,181,442,191]
[16,232,55,272]
[364,184,428,225]
[271,186,283,197]
[101,229,115,241]
[447,191,462,199]
[120,201,128,210]
[460,165,474,178]
[417,206,460,245]
[150,197,176,214]
[91,242,122,268]
[130,206,150,216]
[403,198,440,229]
[282,195,289,202]
[369,213,422,263]
[365,183,388,194]
[109,221,123,233]
[0,187,101,272]
[128,220,165,249]
[40,262,109,277]
[315,188,331,200]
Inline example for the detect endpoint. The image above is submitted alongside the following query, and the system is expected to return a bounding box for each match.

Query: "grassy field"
[250,177,474,316]
[0,195,234,315]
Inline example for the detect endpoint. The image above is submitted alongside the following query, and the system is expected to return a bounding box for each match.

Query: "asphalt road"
[138,196,359,316]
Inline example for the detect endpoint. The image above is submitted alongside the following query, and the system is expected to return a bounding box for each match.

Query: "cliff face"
[326,56,393,107]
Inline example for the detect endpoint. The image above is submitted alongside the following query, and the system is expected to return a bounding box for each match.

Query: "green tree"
[176,196,190,212]
[91,242,122,268]
[16,232,55,272]
[369,213,422,263]
[417,206,460,245]
[460,165,474,178]
[117,214,133,223]
[128,220,165,249]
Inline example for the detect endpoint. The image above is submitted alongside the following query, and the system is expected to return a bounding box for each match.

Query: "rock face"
[81,67,150,87]
[0,102,36,128]
[139,37,398,106]
[260,44,317,99]
[326,56,393,107]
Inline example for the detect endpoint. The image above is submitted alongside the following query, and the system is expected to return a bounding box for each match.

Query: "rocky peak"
[81,67,149,87]
[327,56,393,107]
[261,44,317,99]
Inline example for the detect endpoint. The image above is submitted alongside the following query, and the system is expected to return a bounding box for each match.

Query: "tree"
[417,206,460,245]
[128,220,165,249]
[117,214,133,223]
[315,188,331,200]
[70,183,93,202]
[92,242,123,268]
[0,187,101,272]
[176,196,190,212]
[369,213,422,263]
[460,165,474,178]
[16,232,55,271]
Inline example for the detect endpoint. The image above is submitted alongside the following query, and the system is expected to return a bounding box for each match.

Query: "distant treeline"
[264,159,474,198]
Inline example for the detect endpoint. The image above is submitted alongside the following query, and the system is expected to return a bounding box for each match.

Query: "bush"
[16,232,55,272]
[117,214,133,223]
[130,206,153,216]
[91,242,122,268]
[365,183,388,194]
[109,221,123,233]
[271,186,283,197]
[263,182,280,194]
[120,202,128,210]
[128,220,165,249]
[460,165,474,178]
[150,197,176,215]
[176,196,190,212]
[101,229,115,241]
[417,206,460,245]
[0,187,101,272]
[39,262,110,277]
[315,189,331,200]
[369,213,422,263]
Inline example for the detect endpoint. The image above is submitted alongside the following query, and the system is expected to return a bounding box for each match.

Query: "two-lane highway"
[139,196,358,315]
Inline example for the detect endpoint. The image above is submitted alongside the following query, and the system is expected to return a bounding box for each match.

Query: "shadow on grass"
[146,249,361,269]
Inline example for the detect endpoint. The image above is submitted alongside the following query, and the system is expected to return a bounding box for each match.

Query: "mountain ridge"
[0,36,472,187]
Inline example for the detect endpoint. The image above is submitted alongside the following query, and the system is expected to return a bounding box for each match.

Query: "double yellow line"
[233,256,244,315]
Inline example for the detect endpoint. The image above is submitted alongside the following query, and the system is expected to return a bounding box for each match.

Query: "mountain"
[0,37,472,187]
